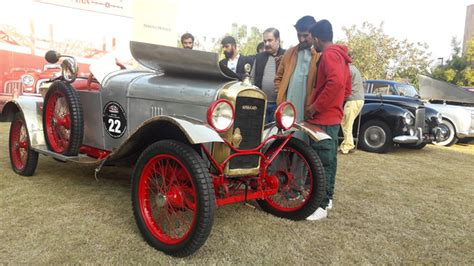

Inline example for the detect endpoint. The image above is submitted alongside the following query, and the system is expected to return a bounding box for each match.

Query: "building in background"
[463,4,474,54]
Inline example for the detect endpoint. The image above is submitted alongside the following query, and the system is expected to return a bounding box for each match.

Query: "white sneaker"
[327,200,333,210]
[306,207,327,221]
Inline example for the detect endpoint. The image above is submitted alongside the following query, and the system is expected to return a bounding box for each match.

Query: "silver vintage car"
[5,41,330,257]
[419,75,474,146]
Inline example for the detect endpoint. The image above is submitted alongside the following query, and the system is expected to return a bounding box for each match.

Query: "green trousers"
[309,124,340,208]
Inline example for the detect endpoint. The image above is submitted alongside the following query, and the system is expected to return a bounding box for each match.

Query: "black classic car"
[353,80,447,153]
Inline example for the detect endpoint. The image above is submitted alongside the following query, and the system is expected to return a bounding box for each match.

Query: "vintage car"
[0,65,61,120]
[418,75,474,146]
[4,42,330,257]
[355,80,447,153]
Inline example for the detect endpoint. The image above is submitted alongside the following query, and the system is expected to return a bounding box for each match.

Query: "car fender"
[262,121,331,143]
[107,115,223,161]
[3,97,45,146]
[360,102,407,135]
[425,103,474,137]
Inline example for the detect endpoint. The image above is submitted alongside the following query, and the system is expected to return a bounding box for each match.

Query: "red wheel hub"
[45,90,71,153]
[10,118,29,170]
[138,154,197,245]
[264,147,313,211]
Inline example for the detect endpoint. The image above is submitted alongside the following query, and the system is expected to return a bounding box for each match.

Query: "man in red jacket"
[305,19,352,221]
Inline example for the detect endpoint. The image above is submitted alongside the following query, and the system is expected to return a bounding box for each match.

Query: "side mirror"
[45,50,61,64]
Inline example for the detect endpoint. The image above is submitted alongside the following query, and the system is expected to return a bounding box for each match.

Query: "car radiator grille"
[229,96,265,170]
[415,107,427,133]
[4,81,23,94]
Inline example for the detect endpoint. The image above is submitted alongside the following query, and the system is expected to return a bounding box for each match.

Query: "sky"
[176,0,474,62]
[1,0,473,64]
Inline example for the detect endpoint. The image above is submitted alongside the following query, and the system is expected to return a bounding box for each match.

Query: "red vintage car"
[0,65,62,119]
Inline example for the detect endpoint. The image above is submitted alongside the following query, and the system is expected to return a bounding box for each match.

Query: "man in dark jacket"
[219,36,254,80]
[251,28,285,123]
[305,19,352,221]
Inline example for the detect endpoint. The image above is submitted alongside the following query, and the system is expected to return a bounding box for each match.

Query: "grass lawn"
[0,122,473,263]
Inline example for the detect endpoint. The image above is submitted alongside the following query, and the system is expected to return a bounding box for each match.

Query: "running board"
[31,145,102,164]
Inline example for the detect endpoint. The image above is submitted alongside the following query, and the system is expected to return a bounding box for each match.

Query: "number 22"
[108,118,121,133]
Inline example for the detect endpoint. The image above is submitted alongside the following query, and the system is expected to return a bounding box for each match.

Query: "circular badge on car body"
[103,101,127,139]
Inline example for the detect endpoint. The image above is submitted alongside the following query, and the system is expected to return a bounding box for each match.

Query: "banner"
[34,0,132,17]
[132,0,177,46]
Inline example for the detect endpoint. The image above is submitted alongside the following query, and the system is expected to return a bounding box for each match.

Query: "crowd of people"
[180,16,365,221]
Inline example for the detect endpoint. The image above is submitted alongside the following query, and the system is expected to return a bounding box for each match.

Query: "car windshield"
[396,84,419,98]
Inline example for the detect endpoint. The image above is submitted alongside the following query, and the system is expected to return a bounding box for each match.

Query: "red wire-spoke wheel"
[257,137,326,220]
[132,140,215,257]
[43,81,83,156]
[9,113,38,176]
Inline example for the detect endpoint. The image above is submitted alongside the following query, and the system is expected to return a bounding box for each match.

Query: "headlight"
[403,112,414,125]
[275,101,296,130]
[21,74,35,87]
[207,99,234,132]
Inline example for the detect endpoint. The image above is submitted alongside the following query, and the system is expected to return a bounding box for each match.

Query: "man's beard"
[224,51,234,59]
[299,42,311,50]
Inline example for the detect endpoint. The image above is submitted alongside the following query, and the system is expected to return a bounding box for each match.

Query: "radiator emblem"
[232,128,243,148]
[242,105,257,111]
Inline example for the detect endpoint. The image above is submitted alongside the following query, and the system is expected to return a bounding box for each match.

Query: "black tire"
[132,140,215,257]
[358,120,393,153]
[257,138,326,220]
[43,81,83,156]
[399,142,427,149]
[433,120,458,147]
[9,113,39,176]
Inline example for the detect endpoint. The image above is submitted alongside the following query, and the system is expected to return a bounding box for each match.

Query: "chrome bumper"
[394,126,449,144]
[393,128,423,144]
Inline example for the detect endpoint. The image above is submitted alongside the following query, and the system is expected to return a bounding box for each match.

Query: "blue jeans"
[266,102,277,124]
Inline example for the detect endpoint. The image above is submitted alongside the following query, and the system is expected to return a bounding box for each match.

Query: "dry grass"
[0,122,473,264]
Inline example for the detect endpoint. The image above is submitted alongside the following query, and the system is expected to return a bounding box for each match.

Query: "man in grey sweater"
[340,64,365,154]
[251,28,285,123]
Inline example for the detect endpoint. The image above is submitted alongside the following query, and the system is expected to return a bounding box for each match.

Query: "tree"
[212,23,263,58]
[431,37,474,86]
[340,22,432,85]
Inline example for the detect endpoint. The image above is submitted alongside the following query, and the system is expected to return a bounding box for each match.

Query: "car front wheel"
[359,120,393,153]
[132,140,215,257]
[433,120,458,146]
[257,137,326,220]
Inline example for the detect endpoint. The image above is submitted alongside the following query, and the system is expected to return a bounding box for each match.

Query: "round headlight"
[21,74,35,87]
[207,99,234,132]
[275,101,296,130]
[403,112,414,125]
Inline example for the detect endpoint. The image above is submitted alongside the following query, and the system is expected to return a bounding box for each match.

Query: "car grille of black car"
[415,107,428,133]
[229,96,265,170]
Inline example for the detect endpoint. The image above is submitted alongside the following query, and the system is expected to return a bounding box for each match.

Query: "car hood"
[130,41,237,81]
[365,94,423,111]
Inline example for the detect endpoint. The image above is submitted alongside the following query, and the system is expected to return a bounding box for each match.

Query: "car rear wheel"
[9,113,38,176]
[43,81,83,156]
[132,140,215,257]
[359,120,393,153]
[257,137,326,221]
[433,120,458,146]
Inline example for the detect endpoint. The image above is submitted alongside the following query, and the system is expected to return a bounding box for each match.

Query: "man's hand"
[305,105,316,119]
